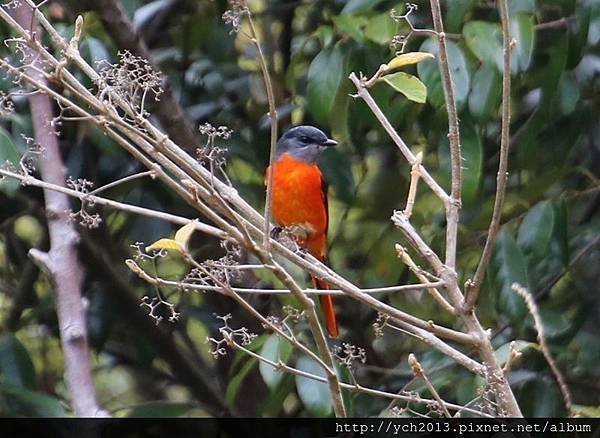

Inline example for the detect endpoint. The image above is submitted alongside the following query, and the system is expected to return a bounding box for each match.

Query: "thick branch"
[12,2,104,417]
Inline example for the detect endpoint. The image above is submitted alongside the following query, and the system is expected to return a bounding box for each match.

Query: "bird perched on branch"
[266,126,339,337]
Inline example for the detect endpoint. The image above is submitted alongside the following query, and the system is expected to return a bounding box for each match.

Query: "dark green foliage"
[0,0,598,417]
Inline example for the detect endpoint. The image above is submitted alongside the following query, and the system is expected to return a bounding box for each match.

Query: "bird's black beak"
[323,138,337,147]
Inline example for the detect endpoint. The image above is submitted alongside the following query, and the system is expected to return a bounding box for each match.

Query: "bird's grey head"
[276,125,337,163]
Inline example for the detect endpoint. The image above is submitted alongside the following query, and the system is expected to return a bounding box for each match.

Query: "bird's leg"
[270,226,283,239]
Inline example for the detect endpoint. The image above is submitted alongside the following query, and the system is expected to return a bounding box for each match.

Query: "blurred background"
[0,0,598,417]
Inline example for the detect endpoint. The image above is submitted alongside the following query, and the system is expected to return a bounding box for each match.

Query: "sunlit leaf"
[295,356,332,416]
[145,238,183,253]
[381,72,427,103]
[174,220,198,250]
[386,52,435,72]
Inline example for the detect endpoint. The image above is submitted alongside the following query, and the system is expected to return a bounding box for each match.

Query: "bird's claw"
[270,226,283,239]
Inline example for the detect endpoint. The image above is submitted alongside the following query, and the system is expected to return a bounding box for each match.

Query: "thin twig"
[429,0,462,270]
[245,6,279,249]
[408,353,451,417]
[233,339,492,417]
[511,283,573,415]
[464,0,514,312]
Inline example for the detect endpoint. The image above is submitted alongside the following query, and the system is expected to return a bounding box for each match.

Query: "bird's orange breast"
[267,153,327,258]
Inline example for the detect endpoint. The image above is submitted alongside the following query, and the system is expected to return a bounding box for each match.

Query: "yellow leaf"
[145,239,184,253]
[386,52,435,72]
[174,220,198,250]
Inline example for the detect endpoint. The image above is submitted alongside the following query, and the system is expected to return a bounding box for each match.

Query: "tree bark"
[12,3,105,417]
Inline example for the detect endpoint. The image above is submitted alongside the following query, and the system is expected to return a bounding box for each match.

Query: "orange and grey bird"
[266,126,339,337]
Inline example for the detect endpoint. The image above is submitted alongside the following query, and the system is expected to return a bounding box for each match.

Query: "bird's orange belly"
[269,155,327,256]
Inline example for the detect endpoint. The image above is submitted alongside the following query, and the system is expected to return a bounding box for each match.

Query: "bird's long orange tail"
[312,276,338,338]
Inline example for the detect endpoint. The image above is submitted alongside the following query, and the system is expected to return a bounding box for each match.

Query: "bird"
[266,125,339,337]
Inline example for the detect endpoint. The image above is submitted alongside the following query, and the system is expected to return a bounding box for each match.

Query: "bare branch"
[11,1,105,417]
[429,0,462,270]
[512,283,573,415]
[464,0,514,312]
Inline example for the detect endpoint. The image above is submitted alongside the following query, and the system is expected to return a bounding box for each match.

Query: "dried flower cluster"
[207,313,257,358]
[95,50,164,119]
[222,0,248,33]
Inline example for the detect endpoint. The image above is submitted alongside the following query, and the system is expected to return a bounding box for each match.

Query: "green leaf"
[463,21,503,71]
[364,12,397,46]
[0,127,21,195]
[126,401,195,417]
[259,334,293,389]
[307,46,344,125]
[332,15,367,43]
[572,404,600,418]
[81,37,111,66]
[341,0,386,14]
[511,13,535,73]
[461,125,483,204]
[445,0,478,32]
[0,385,67,417]
[295,356,332,416]
[517,201,554,260]
[225,357,257,407]
[468,64,502,120]
[417,38,470,108]
[381,72,427,103]
[0,334,36,389]
[507,0,535,16]
[495,340,537,366]
[492,229,530,322]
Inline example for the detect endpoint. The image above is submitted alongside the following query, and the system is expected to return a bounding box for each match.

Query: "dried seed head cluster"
[390,3,421,54]
[185,253,241,289]
[0,90,14,117]
[131,241,166,261]
[373,312,389,338]
[140,295,180,325]
[222,0,249,33]
[18,134,43,174]
[207,313,257,358]
[66,176,94,193]
[95,51,163,119]
[334,342,366,368]
[197,123,233,182]
[1,1,21,10]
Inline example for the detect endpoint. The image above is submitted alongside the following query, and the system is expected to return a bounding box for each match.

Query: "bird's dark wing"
[321,176,329,238]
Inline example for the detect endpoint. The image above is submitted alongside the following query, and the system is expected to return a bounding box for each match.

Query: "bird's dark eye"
[300,136,310,143]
